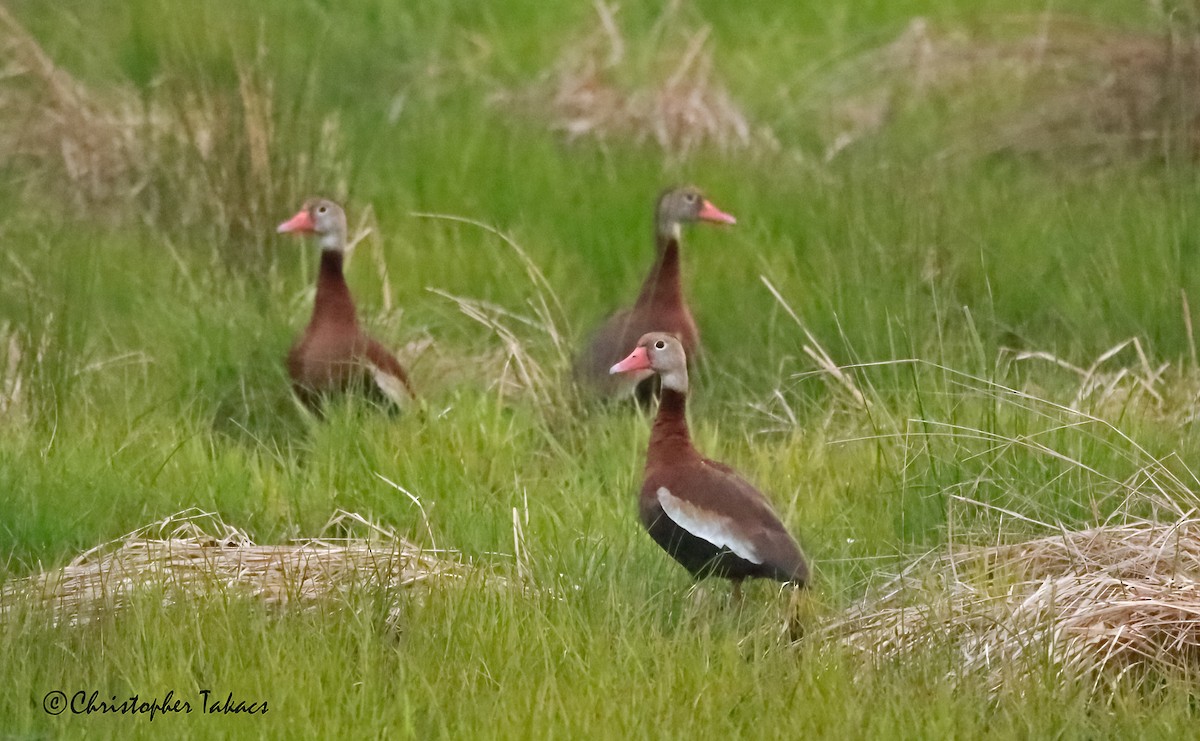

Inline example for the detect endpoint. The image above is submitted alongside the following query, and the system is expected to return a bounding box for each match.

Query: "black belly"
[641,506,788,583]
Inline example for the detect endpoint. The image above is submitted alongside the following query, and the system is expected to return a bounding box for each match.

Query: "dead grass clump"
[817,14,1200,163]
[418,212,575,403]
[494,2,772,158]
[1007,337,1174,417]
[1,509,502,627]
[140,51,348,255]
[828,505,1200,692]
[0,321,28,418]
[1003,332,1200,426]
[0,6,345,250]
[0,5,140,206]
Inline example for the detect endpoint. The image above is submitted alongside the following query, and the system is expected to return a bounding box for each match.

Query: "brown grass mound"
[818,14,1200,163]
[0,4,344,247]
[828,511,1200,691]
[1,509,501,627]
[495,2,771,158]
[0,4,140,205]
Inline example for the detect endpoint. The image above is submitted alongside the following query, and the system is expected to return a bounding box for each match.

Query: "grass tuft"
[812,13,1200,164]
[829,509,1200,694]
[1,508,510,629]
[492,1,773,159]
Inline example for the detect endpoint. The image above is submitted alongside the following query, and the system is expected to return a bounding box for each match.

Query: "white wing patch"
[370,365,411,407]
[656,487,763,564]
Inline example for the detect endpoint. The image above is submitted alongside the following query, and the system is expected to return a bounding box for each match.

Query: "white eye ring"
[318,206,328,214]
[654,340,666,350]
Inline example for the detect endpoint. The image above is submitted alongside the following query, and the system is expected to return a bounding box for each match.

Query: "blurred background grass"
[4,0,1200,736]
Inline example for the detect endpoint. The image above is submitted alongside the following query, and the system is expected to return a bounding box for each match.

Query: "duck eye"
[654,340,666,350]
[317,206,327,214]
[684,193,697,203]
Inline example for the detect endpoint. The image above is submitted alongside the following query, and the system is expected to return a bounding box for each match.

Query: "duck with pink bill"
[277,197,416,412]
[576,185,736,406]
[611,332,810,600]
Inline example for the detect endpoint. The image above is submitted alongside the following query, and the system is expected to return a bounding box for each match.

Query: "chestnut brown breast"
[288,251,415,410]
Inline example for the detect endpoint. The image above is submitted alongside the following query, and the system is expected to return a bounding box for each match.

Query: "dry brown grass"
[142,51,348,254]
[827,471,1200,692]
[0,4,140,207]
[998,325,1200,429]
[494,1,772,158]
[0,321,27,419]
[1006,337,1184,419]
[0,5,344,249]
[417,212,575,403]
[0,314,59,427]
[817,14,1200,163]
[1,509,503,627]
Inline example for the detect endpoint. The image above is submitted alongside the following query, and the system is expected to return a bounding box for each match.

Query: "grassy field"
[4,0,1200,737]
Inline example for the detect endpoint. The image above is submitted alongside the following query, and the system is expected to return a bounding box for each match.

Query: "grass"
[5,0,1200,737]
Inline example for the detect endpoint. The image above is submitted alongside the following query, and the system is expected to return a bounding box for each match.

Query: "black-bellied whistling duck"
[576,186,735,404]
[277,198,415,411]
[611,332,809,598]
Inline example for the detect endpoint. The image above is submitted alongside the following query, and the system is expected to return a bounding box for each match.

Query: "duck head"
[655,186,736,242]
[610,332,689,393]
[277,198,348,252]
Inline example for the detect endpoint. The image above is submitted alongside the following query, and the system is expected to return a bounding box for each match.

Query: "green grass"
[4,0,1200,737]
